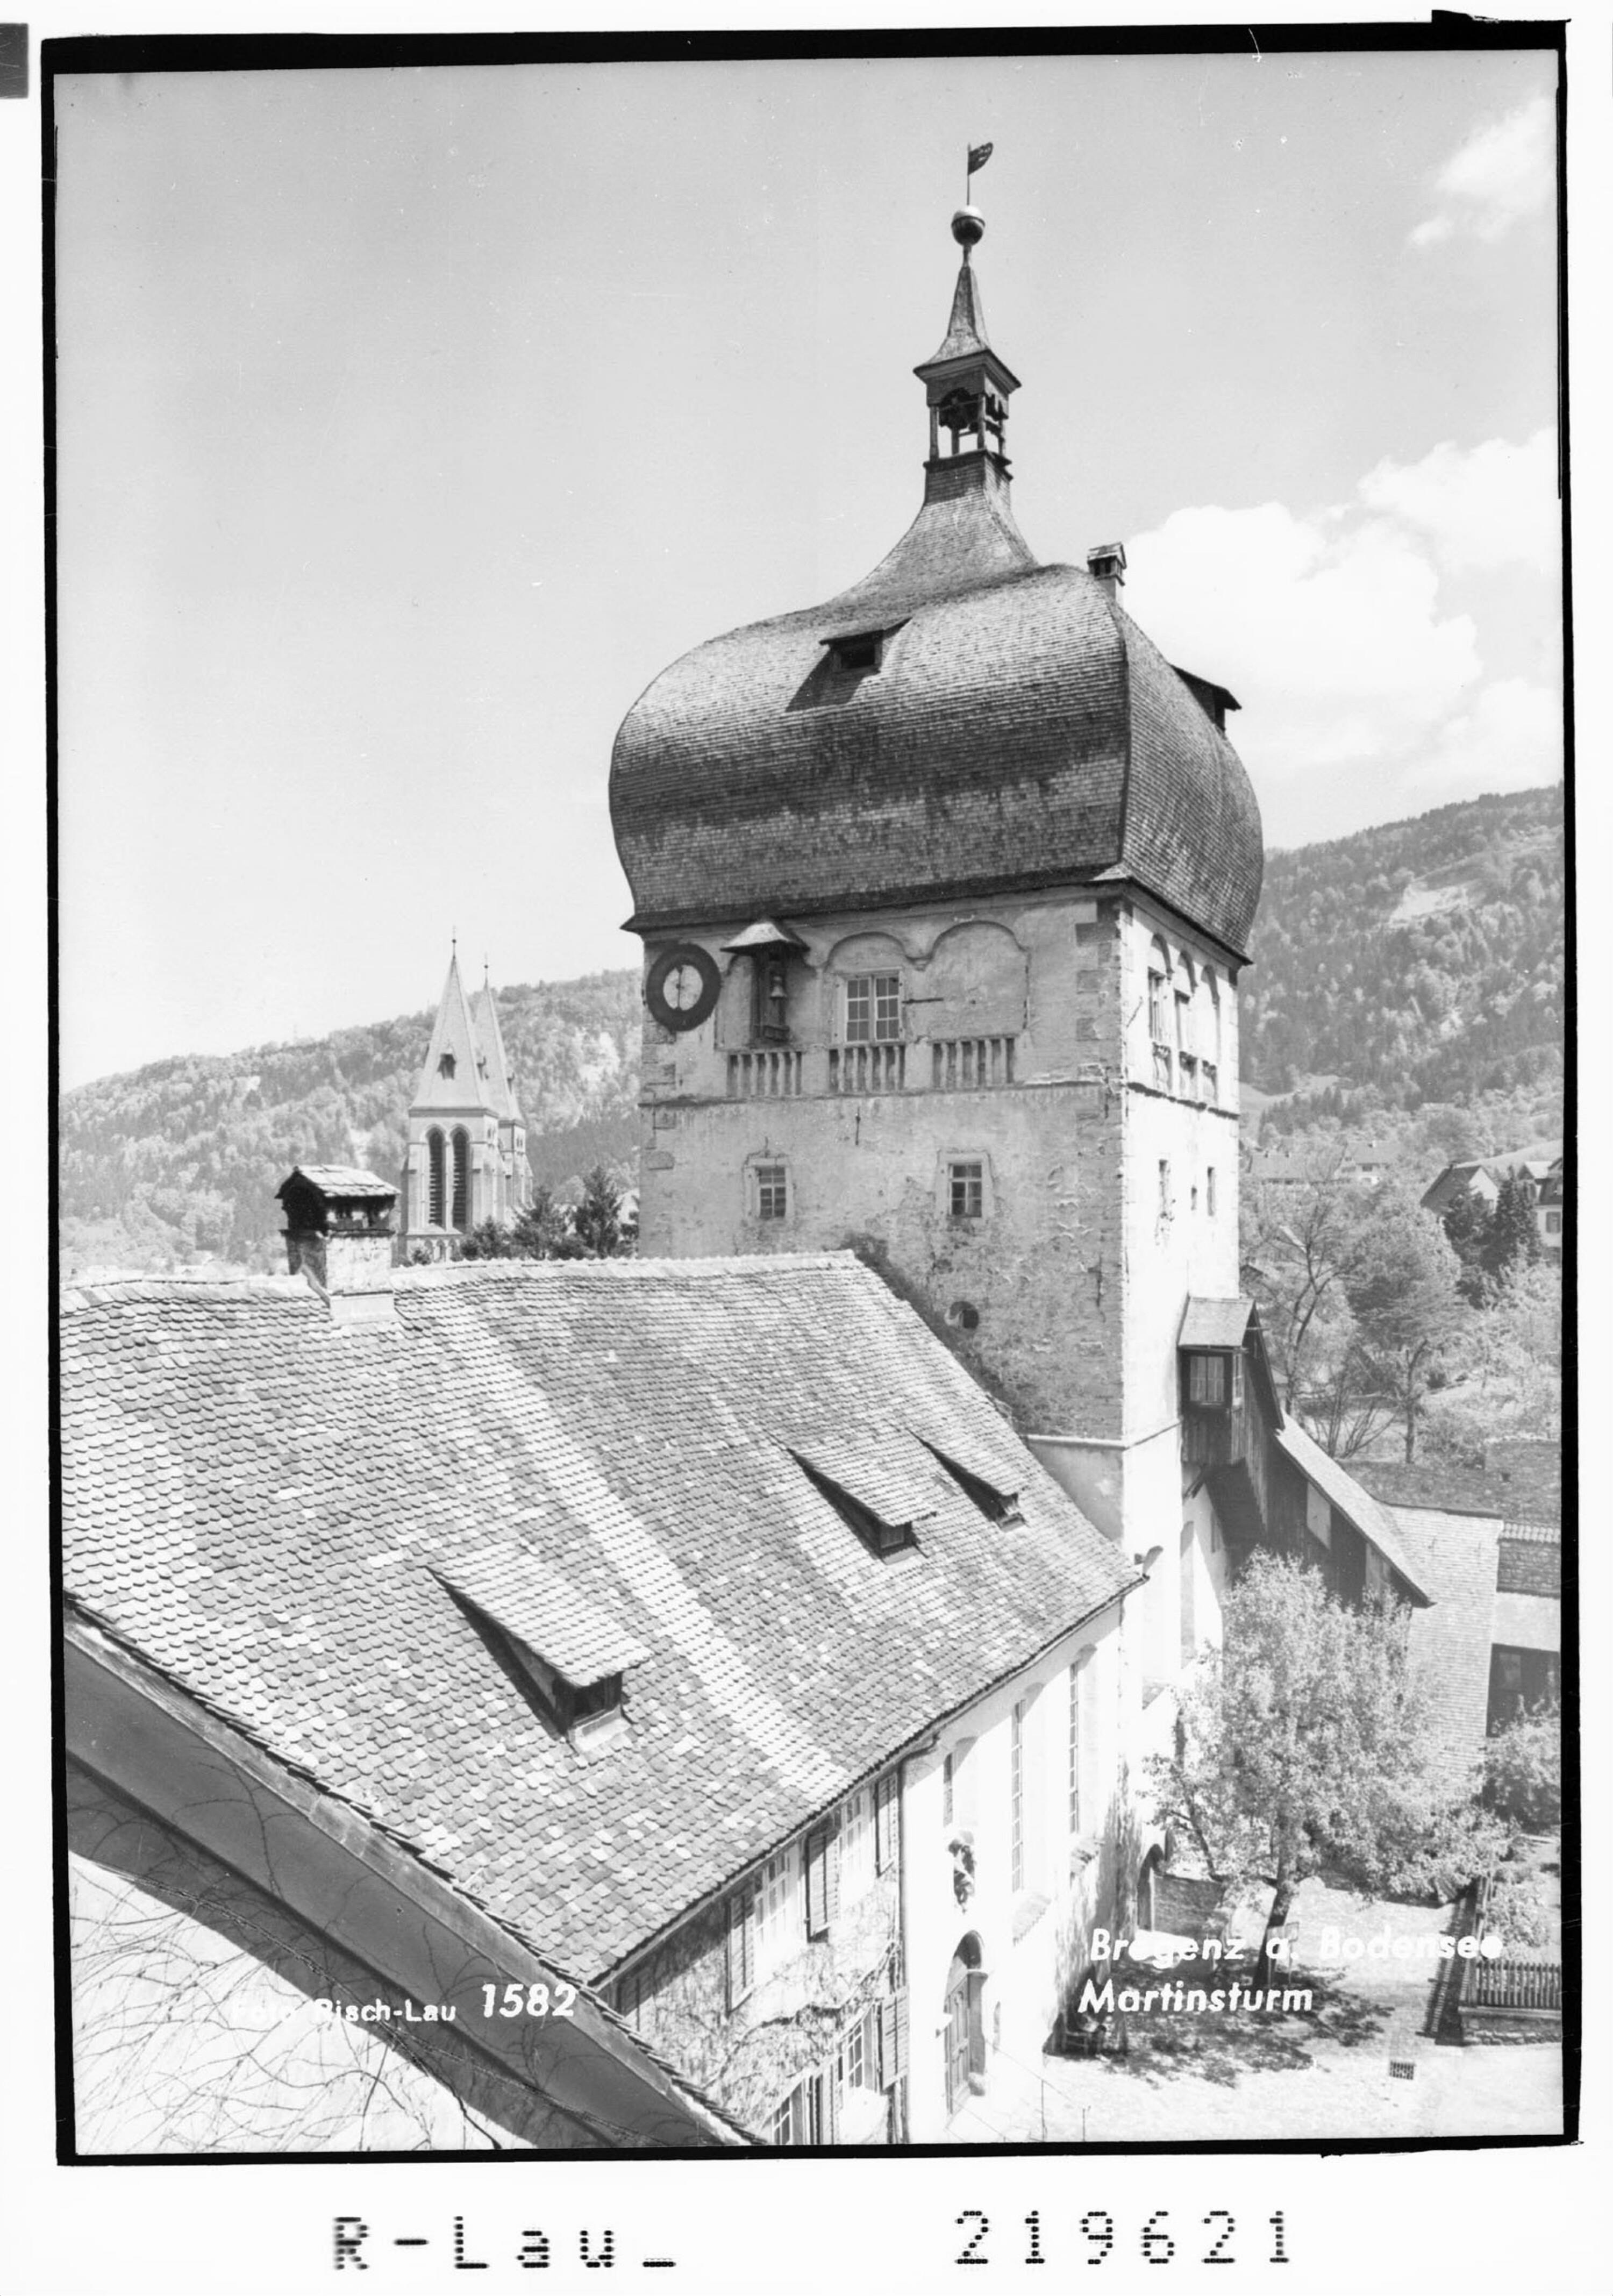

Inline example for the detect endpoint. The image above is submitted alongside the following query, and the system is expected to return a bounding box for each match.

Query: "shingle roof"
[470,982,523,1123]
[1271,1418,1432,1603]
[1178,1296,1254,1351]
[610,261,1262,958]
[61,1253,1133,1979]
[413,953,491,1114]
[283,1166,397,1201]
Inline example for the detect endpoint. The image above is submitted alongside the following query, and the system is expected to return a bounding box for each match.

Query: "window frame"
[754,1161,789,1222]
[948,1159,985,1221]
[844,972,903,1044]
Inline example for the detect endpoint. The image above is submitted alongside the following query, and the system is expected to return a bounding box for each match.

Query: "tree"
[1440,1188,1496,1308]
[571,1163,632,1258]
[1483,1172,1541,1284]
[1483,1700,1561,1833]
[1240,1146,1374,1412]
[1343,1188,1465,1461]
[1421,1258,1562,1466]
[1147,1554,1512,1987]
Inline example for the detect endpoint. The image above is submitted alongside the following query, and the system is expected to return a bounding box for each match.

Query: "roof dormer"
[434,1544,648,1749]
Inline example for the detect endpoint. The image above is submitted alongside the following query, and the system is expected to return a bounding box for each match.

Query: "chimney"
[276,1166,399,1328]
[1087,540,1127,600]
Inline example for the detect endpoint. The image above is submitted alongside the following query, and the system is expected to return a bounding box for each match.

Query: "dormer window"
[438,1053,456,1080]
[916,1436,1021,1523]
[790,1449,925,1560]
[815,621,905,683]
[834,633,881,674]
[432,1546,645,1750]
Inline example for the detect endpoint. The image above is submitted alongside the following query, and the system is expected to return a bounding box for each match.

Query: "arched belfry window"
[427,1129,446,1228]
[451,1127,471,1232]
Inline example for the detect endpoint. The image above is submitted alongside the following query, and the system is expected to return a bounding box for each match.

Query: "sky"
[52,45,1562,1088]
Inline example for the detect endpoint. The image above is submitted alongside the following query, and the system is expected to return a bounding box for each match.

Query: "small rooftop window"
[791,1451,922,1560]
[916,1436,1021,1523]
[432,1546,646,1748]
[438,1053,456,1079]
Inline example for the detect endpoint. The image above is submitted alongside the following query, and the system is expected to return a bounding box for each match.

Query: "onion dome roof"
[610,216,1263,959]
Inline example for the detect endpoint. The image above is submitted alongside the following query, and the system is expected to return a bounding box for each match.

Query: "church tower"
[401,952,531,1257]
[608,199,1263,1577]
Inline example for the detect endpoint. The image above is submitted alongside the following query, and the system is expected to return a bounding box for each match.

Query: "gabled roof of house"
[279,1165,398,1202]
[61,1252,1137,1980]
[1270,1416,1433,1605]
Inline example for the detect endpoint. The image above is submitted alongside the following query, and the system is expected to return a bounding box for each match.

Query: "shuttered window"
[725,1885,758,2009]
[804,1820,840,1940]
[877,1988,909,2087]
[874,1770,901,1874]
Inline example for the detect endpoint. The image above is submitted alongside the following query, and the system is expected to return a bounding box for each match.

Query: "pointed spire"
[470,980,522,1121]
[413,950,486,1109]
[925,253,992,366]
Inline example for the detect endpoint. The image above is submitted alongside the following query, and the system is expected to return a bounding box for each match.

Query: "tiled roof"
[923,255,995,366]
[1178,1296,1254,1351]
[61,1253,1134,1980]
[470,983,523,1123]
[1271,1418,1432,1603]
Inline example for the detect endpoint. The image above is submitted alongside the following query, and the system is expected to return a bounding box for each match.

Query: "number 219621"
[956,2211,1291,2267]
[479,1981,577,2019]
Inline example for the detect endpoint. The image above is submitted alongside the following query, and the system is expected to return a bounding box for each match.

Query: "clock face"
[646,943,720,1032]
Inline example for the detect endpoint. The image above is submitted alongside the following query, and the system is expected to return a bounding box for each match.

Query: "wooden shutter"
[825,1821,841,1927]
[726,1885,756,2009]
[877,1987,908,2088]
[874,1770,901,1874]
[805,1827,830,1940]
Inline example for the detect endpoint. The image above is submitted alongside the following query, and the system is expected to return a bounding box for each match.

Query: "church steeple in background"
[399,951,531,1258]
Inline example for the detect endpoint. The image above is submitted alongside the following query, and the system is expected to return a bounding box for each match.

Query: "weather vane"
[955,141,993,255]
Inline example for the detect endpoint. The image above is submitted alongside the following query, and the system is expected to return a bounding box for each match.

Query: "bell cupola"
[913,206,1022,495]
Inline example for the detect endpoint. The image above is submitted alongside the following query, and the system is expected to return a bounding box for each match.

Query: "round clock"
[646,943,721,1032]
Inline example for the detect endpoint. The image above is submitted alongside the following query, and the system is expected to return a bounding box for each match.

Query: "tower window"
[427,1128,446,1227]
[948,1160,984,1220]
[832,633,881,674]
[1207,1167,1218,1216]
[845,974,902,1043]
[1158,1159,1171,1218]
[451,1126,471,1232]
[756,1163,789,1221]
[438,1053,456,1080]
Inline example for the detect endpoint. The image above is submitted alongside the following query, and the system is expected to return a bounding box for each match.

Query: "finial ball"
[951,205,986,249]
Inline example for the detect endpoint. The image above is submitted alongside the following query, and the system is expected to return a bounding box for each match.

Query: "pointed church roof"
[924,254,992,365]
[413,953,489,1112]
[471,981,522,1122]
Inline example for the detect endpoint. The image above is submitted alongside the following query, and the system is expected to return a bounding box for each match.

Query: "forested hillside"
[1243,785,1565,1126]
[60,787,1568,1278]
[61,973,642,1278]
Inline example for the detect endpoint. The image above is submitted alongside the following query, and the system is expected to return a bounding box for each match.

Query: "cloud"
[1410,95,1553,248]
[1360,431,1558,577]
[1125,499,1481,771]
[1421,676,1561,802]
[1121,433,1559,816]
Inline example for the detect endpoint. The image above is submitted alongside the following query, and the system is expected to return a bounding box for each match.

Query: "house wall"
[901,1598,1138,2142]
[608,1787,902,2143]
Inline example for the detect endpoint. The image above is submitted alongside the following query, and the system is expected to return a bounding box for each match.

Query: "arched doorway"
[943,1932,986,2117]
[1138,1846,1164,1933]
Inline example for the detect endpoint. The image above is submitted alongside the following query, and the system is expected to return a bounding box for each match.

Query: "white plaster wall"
[900,1600,1136,2141]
